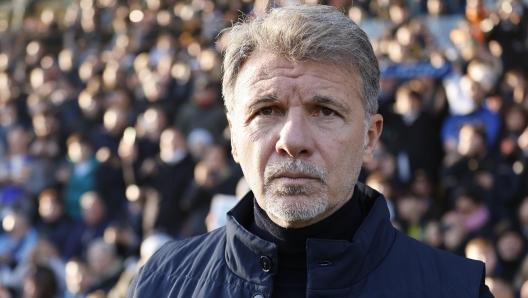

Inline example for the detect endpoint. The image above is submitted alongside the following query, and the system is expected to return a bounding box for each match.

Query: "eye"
[321,107,335,116]
[258,107,273,116]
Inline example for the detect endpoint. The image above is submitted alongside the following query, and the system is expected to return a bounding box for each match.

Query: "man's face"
[229,51,382,228]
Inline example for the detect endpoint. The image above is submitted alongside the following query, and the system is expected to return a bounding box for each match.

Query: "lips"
[274,177,316,186]
[271,172,321,185]
[275,172,318,180]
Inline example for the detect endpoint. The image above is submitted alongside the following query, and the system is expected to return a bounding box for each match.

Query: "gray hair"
[221,4,380,122]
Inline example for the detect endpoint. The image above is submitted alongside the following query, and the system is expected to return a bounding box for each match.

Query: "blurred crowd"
[0,0,527,297]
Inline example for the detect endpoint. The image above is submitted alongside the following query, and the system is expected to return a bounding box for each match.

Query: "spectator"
[381,83,442,183]
[496,229,526,282]
[424,220,444,249]
[442,74,501,152]
[442,124,496,206]
[25,239,66,294]
[487,0,528,73]
[410,170,445,220]
[27,112,60,198]
[486,277,515,298]
[366,171,396,221]
[21,265,58,298]
[0,126,33,211]
[180,145,242,237]
[138,127,195,237]
[35,189,76,261]
[466,237,499,277]
[441,211,468,256]
[65,192,110,260]
[61,134,99,219]
[134,106,168,165]
[107,233,172,298]
[395,192,428,241]
[0,211,39,287]
[64,259,94,298]
[86,239,123,295]
[175,82,228,143]
[454,187,492,238]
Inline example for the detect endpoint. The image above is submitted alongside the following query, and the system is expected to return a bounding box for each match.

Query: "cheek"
[245,121,278,145]
[235,121,277,160]
[321,134,364,188]
[322,133,362,164]
[232,128,269,189]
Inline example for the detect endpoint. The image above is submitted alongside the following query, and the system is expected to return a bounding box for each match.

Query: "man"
[139,127,196,237]
[86,239,124,294]
[128,5,493,297]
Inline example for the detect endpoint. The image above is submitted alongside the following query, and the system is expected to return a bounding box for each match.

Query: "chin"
[265,194,328,223]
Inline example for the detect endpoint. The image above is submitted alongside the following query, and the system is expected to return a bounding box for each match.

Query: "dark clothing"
[179,164,242,237]
[250,191,366,297]
[488,10,528,74]
[64,217,111,260]
[87,264,124,295]
[175,102,228,143]
[441,154,498,208]
[96,161,128,218]
[380,110,442,183]
[89,126,122,155]
[139,153,196,237]
[128,183,491,297]
[494,151,528,220]
[36,214,76,260]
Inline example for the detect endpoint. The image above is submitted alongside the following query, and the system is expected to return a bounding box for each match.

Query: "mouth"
[277,172,316,179]
[264,159,328,187]
[273,172,320,184]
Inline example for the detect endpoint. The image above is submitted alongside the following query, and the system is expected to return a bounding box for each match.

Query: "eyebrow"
[310,95,350,113]
[245,94,350,113]
[247,94,279,108]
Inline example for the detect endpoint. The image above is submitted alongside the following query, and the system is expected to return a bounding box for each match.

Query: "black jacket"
[128,183,491,297]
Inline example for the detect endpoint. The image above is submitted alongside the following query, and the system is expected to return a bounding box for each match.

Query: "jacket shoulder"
[130,227,264,297]
[143,227,226,276]
[363,230,484,297]
[129,228,227,297]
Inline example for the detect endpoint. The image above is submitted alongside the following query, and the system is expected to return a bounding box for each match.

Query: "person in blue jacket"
[128,4,493,297]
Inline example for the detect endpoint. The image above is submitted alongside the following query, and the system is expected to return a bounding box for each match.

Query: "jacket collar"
[224,182,396,291]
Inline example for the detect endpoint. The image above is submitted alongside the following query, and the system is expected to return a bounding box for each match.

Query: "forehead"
[233,51,361,108]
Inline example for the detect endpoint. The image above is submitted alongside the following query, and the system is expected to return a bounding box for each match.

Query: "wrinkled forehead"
[232,51,362,108]
[237,51,359,85]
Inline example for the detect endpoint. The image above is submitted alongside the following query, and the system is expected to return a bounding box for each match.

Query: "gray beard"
[263,159,329,222]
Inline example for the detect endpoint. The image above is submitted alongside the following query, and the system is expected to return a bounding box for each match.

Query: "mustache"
[264,159,328,186]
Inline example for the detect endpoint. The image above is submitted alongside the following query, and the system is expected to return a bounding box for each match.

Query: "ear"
[227,115,239,163]
[362,114,383,165]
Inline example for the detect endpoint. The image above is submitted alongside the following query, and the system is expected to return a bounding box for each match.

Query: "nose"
[275,109,314,158]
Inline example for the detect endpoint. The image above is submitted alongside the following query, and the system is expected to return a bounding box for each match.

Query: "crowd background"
[0,0,527,297]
